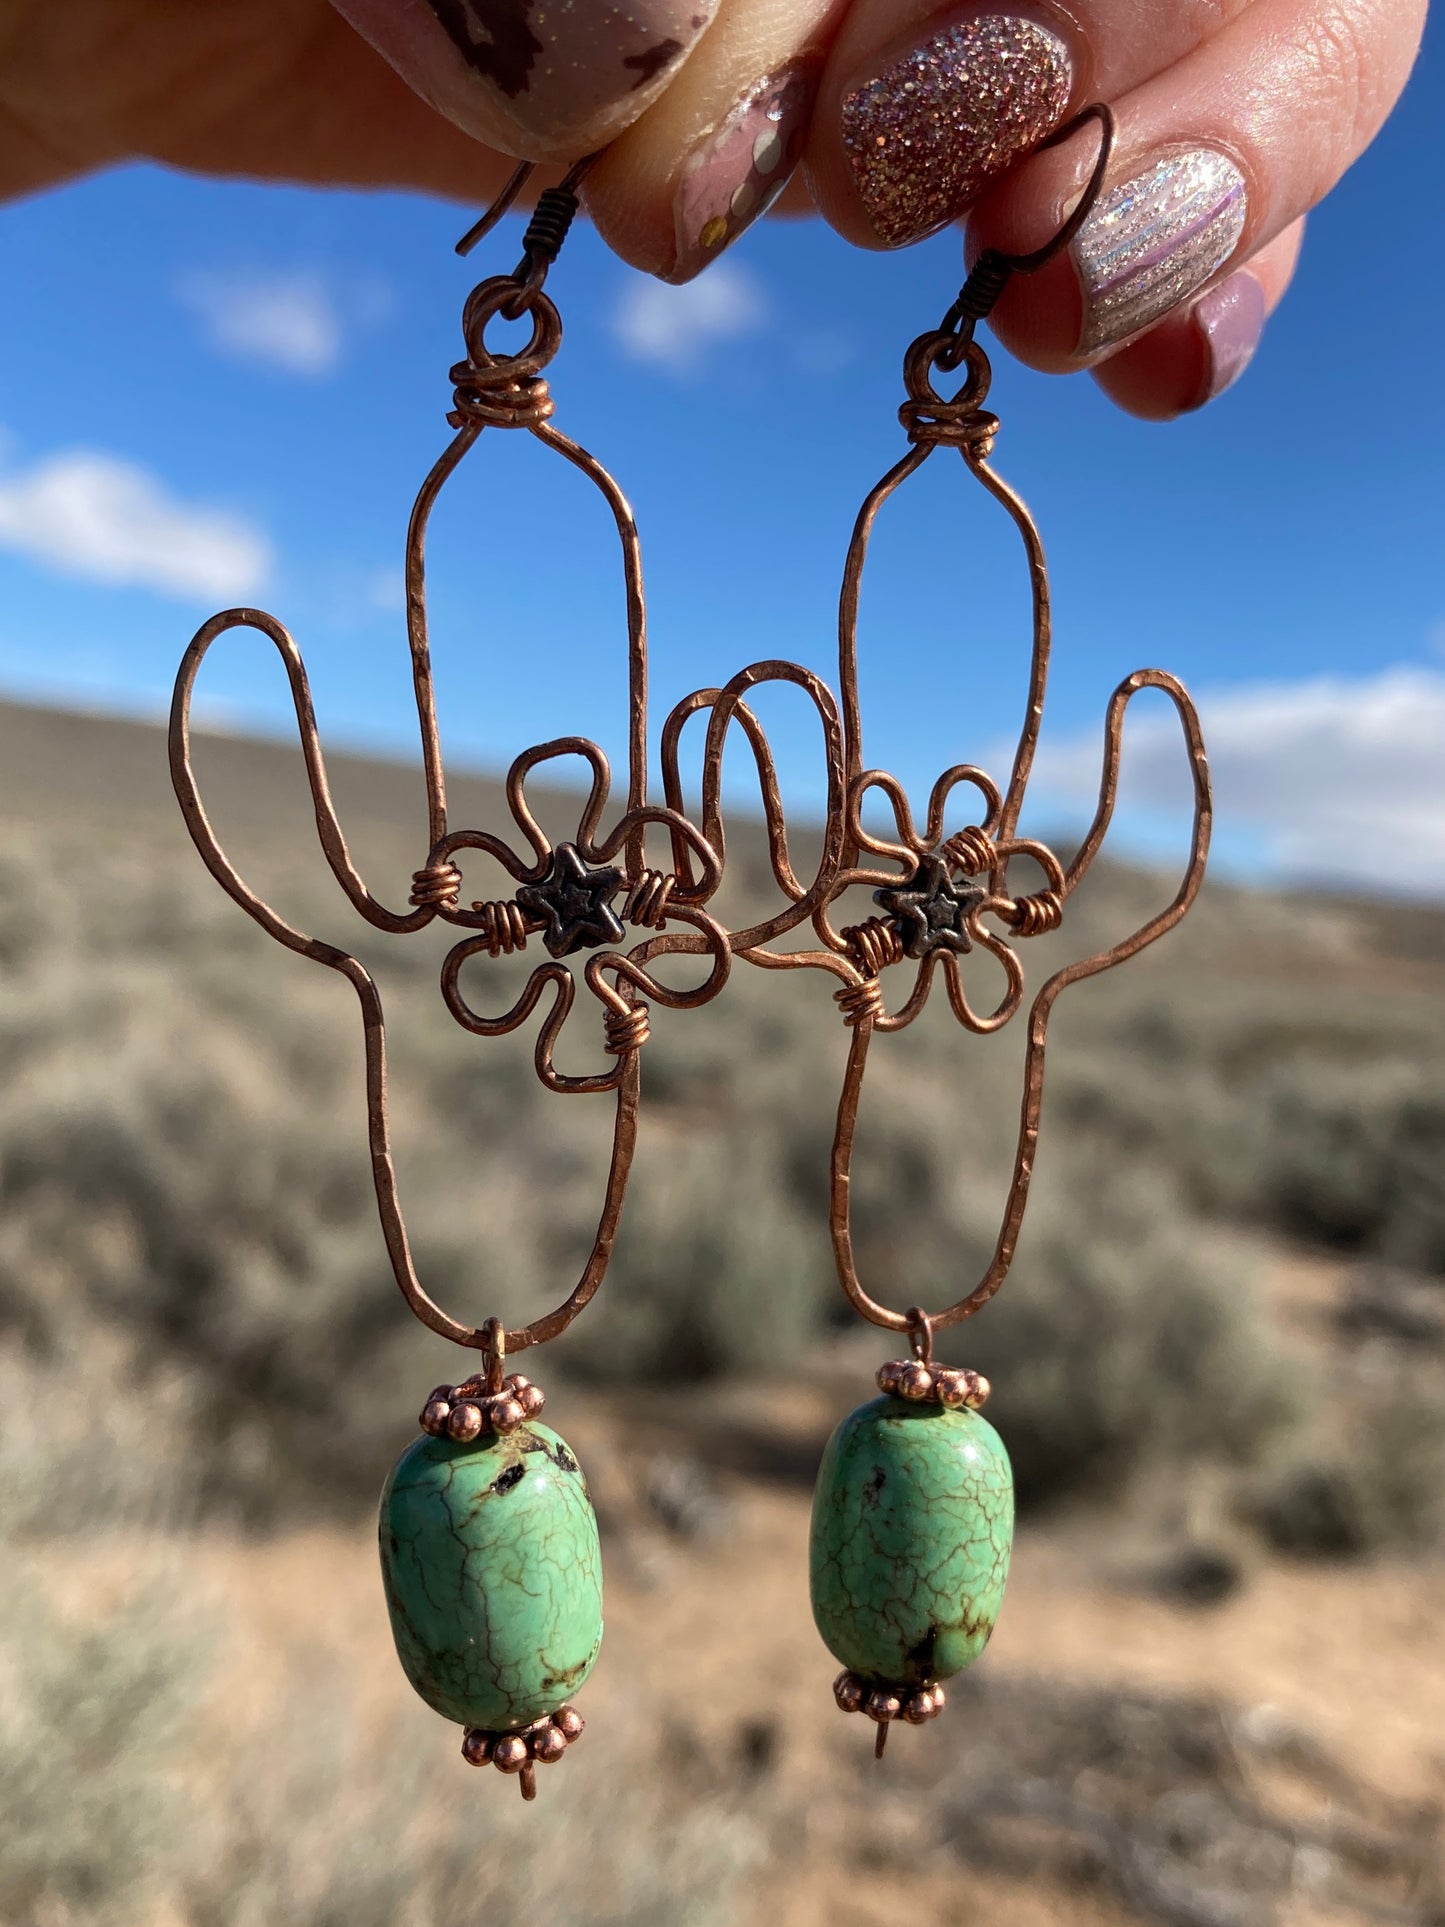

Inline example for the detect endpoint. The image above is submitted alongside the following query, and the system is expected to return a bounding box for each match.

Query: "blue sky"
[1,13,1442,895]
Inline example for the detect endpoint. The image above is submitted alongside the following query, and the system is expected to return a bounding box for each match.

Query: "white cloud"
[610,264,767,375]
[0,448,271,601]
[176,267,377,378]
[1028,665,1445,895]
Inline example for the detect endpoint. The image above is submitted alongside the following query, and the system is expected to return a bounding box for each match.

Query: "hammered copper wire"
[653,111,1213,1344]
[171,105,1212,1368]
[170,242,725,1357]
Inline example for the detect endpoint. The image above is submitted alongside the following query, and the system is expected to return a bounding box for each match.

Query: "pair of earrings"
[170,108,1211,1804]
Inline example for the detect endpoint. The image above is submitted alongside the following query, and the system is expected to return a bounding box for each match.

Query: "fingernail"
[841,15,1073,249]
[1074,148,1248,355]
[336,0,720,153]
[667,65,818,283]
[1189,270,1266,407]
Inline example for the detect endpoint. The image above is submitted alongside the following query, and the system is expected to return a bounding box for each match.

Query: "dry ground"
[4,698,1443,1925]
[123,1244,1442,1927]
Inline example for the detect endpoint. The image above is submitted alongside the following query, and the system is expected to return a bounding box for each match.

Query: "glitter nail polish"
[1074,148,1248,355]
[668,65,818,284]
[841,16,1073,250]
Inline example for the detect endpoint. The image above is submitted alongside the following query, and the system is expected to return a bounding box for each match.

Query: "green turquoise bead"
[810,1395,1013,1687]
[379,1421,603,1732]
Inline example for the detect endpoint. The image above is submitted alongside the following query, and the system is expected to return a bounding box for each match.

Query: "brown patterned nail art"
[668,64,818,284]
[336,0,719,154]
[426,1,718,143]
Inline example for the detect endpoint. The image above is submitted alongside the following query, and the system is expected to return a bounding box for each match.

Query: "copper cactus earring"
[169,163,736,1800]
[809,105,1212,1756]
[662,105,1211,1758]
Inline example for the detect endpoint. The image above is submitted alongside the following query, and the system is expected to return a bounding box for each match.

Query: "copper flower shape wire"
[436,734,730,1094]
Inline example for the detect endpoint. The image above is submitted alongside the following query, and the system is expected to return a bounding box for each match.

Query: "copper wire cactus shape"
[659,107,1213,1345]
[170,194,731,1360]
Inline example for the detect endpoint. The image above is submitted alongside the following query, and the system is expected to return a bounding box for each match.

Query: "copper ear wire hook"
[455,160,536,258]
[455,153,601,316]
[938,102,1116,356]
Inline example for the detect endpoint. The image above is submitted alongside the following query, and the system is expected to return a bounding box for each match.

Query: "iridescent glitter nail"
[1074,148,1248,355]
[668,64,818,284]
[841,16,1073,249]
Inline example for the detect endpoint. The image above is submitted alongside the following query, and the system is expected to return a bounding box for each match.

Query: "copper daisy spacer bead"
[834,1670,867,1714]
[865,1688,902,1725]
[530,1722,567,1764]
[447,1400,485,1442]
[900,1363,934,1401]
[491,1396,527,1435]
[876,1359,906,1396]
[934,1369,967,1409]
[492,1735,529,1775]
[553,1705,585,1742]
[461,1729,495,1767]
[420,1397,453,1436]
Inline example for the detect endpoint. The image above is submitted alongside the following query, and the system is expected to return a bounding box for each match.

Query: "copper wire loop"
[409,861,463,910]
[170,100,1210,1369]
[448,280,563,430]
[899,336,999,450]
[906,1308,934,1366]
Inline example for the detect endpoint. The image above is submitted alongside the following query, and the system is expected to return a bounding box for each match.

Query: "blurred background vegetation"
[2,697,1443,1925]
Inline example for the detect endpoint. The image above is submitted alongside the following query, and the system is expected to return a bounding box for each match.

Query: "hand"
[0,1,1426,417]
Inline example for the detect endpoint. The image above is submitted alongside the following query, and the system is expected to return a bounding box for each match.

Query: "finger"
[968,0,1426,371]
[803,0,1243,253]
[1090,219,1305,421]
[0,0,525,203]
[586,0,848,283]
[329,0,723,161]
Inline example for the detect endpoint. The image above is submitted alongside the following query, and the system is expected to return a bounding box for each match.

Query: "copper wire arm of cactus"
[661,687,810,903]
[829,670,1213,1337]
[659,660,855,974]
[170,619,643,1354]
[174,611,439,935]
